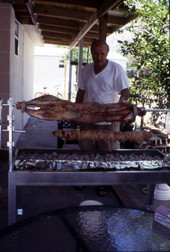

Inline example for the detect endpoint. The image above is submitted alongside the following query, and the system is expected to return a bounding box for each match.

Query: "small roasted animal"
[52,129,153,145]
[16,95,145,123]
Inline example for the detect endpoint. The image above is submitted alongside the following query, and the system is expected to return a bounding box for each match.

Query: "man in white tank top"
[76,40,130,150]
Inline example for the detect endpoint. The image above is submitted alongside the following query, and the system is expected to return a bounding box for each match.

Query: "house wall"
[33,46,70,99]
[0,3,36,148]
[0,3,10,102]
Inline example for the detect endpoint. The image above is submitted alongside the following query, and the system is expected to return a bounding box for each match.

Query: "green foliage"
[120,0,169,110]
[65,47,93,63]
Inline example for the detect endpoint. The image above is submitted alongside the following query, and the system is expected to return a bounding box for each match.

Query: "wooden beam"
[2,0,29,2]
[85,31,99,38]
[37,16,84,29]
[44,36,72,43]
[12,1,37,25]
[26,2,37,25]
[69,12,98,50]
[97,0,124,18]
[42,31,73,40]
[39,24,77,36]
[99,13,108,41]
[44,40,70,46]
[45,39,91,47]
[35,0,100,9]
[69,0,124,50]
[108,15,130,25]
[107,13,137,33]
[35,5,94,22]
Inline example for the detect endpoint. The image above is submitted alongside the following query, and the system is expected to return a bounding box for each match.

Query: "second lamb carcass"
[16,95,144,123]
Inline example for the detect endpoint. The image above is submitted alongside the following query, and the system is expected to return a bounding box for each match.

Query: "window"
[59,60,64,68]
[15,20,19,56]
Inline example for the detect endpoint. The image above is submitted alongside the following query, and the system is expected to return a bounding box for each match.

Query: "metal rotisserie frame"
[8,148,170,225]
[3,98,170,225]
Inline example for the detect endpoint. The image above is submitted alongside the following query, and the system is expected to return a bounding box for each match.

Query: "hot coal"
[14,149,166,171]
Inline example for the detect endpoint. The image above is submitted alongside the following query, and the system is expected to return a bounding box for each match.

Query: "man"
[76,39,130,151]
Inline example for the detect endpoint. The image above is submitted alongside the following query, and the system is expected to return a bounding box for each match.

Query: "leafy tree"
[119,0,169,111]
[65,47,92,63]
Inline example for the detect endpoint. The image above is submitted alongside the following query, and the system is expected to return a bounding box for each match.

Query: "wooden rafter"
[69,0,125,49]
[0,0,137,47]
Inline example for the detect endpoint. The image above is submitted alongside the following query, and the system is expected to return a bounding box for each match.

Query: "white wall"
[0,2,39,148]
[34,56,66,97]
[34,46,69,99]
[0,3,10,102]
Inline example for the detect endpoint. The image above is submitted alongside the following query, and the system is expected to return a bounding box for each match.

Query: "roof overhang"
[1,0,137,49]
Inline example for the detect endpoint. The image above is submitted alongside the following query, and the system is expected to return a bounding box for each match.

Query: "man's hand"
[75,89,85,103]
[119,88,130,102]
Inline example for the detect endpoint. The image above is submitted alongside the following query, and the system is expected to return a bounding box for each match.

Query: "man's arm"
[75,88,85,103]
[119,88,130,102]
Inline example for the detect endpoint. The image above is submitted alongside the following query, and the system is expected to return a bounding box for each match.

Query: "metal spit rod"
[17,100,170,114]
[141,108,170,113]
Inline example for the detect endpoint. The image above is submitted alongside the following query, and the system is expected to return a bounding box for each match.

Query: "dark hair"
[91,40,109,52]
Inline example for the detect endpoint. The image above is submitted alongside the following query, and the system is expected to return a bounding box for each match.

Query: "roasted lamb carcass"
[16,95,145,123]
[52,130,153,145]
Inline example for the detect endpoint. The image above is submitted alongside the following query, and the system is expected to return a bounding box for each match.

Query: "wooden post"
[78,39,84,83]
[68,49,72,101]
[99,14,108,41]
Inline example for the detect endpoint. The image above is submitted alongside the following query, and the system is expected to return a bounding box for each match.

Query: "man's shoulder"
[108,60,122,69]
[108,60,126,74]
[82,63,93,74]
[83,62,93,69]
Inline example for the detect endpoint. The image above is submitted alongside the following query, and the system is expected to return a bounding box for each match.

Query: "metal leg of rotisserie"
[146,184,156,211]
[8,172,17,225]
[3,98,25,225]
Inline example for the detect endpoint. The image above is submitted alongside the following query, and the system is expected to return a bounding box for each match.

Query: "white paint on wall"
[0,2,41,147]
[33,45,69,99]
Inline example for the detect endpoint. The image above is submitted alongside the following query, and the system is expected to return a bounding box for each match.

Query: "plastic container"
[154,184,170,200]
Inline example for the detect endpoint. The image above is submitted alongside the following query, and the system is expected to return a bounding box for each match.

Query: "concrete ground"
[0,117,170,248]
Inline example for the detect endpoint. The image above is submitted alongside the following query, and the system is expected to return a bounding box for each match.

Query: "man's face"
[91,44,109,67]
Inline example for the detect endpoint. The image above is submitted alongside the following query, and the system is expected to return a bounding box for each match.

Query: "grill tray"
[14,149,169,171]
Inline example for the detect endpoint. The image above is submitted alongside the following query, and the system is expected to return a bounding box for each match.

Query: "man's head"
[91,40,109,68]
